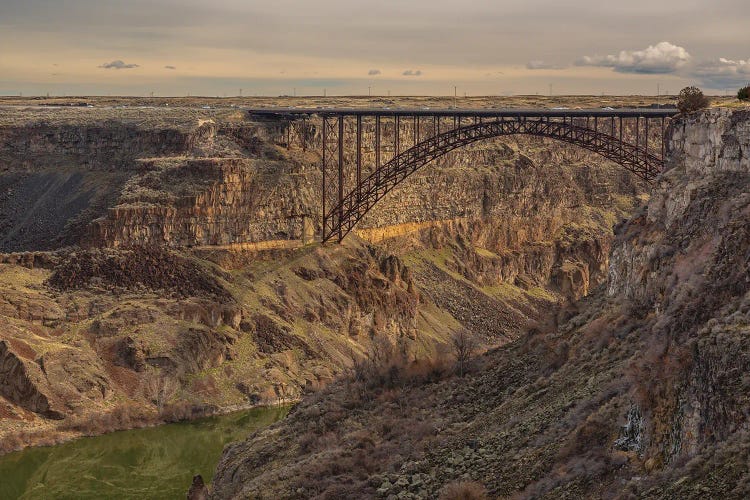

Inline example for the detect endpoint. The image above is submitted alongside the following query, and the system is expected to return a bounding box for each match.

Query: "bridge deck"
[247,107,679,118]
[254,106,676,242]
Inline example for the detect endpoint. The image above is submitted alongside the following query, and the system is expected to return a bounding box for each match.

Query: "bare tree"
[141,372,180,412]
[451,328,478,377]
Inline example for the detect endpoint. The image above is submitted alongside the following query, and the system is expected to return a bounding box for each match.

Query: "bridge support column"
[321,117,327,241]
[645,118,649,169]
[394,115,400,160]
[356,115,362,204]
[338,116,344,242]
[376,116,381,169]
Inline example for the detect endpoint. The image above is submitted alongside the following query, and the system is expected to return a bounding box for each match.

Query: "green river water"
[0,406,289,500]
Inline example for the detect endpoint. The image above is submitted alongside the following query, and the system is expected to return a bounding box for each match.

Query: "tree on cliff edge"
[677,86,710,114]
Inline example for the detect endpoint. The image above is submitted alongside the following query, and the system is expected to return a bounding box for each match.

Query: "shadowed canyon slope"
[0,98,646,452]
[207,109,750,499]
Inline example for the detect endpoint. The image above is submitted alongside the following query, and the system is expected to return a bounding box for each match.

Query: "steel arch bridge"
[249,107,679,243]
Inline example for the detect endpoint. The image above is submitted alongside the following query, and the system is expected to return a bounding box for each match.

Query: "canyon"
[0,96,646,453]
[207,107,750,499]
[1,96,748,499]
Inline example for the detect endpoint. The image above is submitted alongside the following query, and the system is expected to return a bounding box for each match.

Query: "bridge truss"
[249,108,678,243]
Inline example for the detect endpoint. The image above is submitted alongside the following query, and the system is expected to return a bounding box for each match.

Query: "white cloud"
[164,65,177,70]
[577,42,690,74]
[526,60,565,70]
[368,69,381,76]
[692,57,750,88]
[99,60,139,70]
[402,69,422,76]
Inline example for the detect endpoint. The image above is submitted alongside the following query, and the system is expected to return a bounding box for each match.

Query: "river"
[0,406,290,500]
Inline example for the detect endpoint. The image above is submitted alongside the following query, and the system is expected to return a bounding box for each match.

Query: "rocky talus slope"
[207,109,750,500]
[0,103,642,452]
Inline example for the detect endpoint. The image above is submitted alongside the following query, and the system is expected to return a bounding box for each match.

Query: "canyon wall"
[607,108,750,464]
[0,112,227,251]
[0,108,645,299]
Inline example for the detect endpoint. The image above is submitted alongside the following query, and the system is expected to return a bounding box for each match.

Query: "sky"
[1,0,748,96]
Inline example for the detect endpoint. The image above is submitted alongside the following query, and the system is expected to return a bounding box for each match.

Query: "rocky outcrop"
[0,115,218,252]
[46,246,233,300]
[609,108,750,300]
[606,109,750,464]
[0,340,63,419]
[0,330,114,422]
[0,111,280,251]
[38,347,113,414]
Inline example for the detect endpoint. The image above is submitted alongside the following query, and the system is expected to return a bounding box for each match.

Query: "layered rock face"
[0,110,322,250]
[365,140,637,300]
[610,109,750,299]
[85,158,318,247]
[207,109,750,500]
[0,114,219,251]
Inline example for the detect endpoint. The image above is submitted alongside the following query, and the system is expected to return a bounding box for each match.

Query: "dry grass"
[0,94,711,129]
[439,481,489,500]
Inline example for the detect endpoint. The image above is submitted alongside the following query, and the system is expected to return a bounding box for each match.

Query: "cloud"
[164,65,177,70]
[692,57,750,88]
[402,69,422,76]
[576,42,690,74]
[526,60,566,70]
[99,60,139,70]
[368,69,381,76]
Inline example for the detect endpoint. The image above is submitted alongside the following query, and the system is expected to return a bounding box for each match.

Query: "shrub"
[298,431,319,454]
[141,373,180,412]
[738,85,750,101]
[677,86,710,114]
[438,481,488,500]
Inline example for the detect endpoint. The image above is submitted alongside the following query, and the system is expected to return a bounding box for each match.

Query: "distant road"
[247,107,679,118]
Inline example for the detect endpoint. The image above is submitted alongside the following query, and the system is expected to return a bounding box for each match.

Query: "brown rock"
[187,474,209,500]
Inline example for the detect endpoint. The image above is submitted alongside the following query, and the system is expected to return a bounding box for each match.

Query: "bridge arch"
[322,117,662,242]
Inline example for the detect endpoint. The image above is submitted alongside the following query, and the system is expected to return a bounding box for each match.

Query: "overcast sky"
[1,0,748,96]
